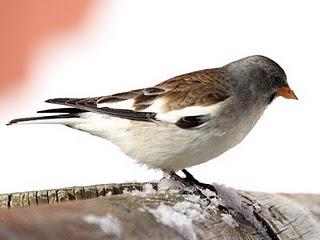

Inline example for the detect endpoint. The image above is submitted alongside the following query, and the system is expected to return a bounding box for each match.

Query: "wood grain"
[0,183,319,240]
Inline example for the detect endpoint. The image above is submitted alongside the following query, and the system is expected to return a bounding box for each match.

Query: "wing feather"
[43,68,230,129]
[45,98,156,122]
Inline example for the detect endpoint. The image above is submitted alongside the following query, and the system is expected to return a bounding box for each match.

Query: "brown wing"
[97,68,230,112]
[42,68,230,127]
[154,68,231,112]
[73,68,230,113]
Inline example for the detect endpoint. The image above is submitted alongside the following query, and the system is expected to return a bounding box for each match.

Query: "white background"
[1,0,319,194]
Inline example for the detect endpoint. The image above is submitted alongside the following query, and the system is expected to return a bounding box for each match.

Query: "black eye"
[273,75,281,83]
[271,75,283,88]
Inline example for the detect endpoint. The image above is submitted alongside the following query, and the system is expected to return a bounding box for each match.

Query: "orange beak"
[277,86,298,100]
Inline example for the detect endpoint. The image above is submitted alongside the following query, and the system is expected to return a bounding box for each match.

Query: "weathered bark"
[0,183,319,240]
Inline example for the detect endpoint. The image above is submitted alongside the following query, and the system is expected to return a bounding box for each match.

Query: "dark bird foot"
[181,169,217,194]
[169,169,217,197]
[169,170,230,213]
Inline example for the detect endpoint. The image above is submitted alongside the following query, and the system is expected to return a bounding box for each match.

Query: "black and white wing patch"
[39,82,223,129]
[175,115,211,129]
[41,95,214,129]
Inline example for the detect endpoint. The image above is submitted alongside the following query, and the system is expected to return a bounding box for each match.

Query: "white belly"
[72,103,266,172]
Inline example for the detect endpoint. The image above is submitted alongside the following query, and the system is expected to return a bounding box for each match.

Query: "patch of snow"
[173,199,208,223]
[106,191,112,196]
[121,174,274,237]
[220,213,239,228]
[143,183,156,194]
[138,207,146,212]
[82,214,122,238]
[212,183,268,237]
[200,188,217,199]
[183,193,202,203]
[157,175,184,194]
[212,183,242,212]
[148,203,197,240]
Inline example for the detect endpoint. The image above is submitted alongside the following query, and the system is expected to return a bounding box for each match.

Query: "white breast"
[72,99,267,172]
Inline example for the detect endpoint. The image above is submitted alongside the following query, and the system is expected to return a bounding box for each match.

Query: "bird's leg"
[169,171,209,198]
[181,169,217,195]
[169,171,230,214]
[169,171,194,189]
[181,170,231,212]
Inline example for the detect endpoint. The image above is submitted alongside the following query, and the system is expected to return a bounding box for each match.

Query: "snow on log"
[0,179,319,240]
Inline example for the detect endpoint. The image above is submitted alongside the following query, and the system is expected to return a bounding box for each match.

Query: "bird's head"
[226,55,298,104]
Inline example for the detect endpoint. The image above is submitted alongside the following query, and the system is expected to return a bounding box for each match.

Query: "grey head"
[224,55,297,104]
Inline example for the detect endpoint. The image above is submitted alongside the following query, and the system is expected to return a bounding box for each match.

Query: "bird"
[8,55,297,190]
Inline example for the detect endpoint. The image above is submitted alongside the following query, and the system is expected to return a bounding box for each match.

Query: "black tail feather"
[7,114,79,126]
[37,108,87,114]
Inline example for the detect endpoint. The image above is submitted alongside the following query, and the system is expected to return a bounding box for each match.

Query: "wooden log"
[0,182,319,240]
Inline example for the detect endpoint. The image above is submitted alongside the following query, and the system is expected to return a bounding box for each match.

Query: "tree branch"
[0,182,319,240]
